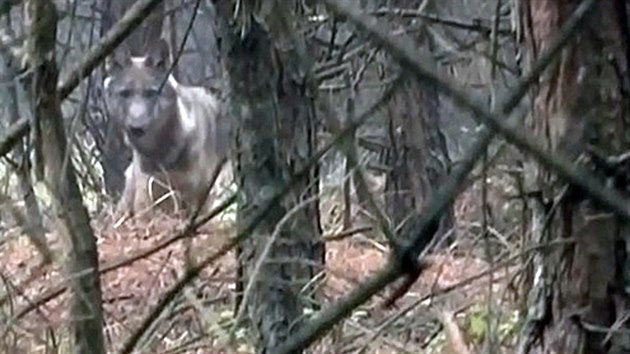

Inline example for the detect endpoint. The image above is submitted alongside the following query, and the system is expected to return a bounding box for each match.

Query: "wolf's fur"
[105,40,230,215]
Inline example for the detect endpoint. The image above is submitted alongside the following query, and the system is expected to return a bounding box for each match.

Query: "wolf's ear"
[106,45,132,74]
[103,76,113,92]
[145,39,170,70]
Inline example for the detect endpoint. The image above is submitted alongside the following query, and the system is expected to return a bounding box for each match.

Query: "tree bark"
[214,2,324,353]
[25,1,106,353]
[385,77,453,239]
[381,0,454,242]
[519,1,630,353]
[1,12,50,264]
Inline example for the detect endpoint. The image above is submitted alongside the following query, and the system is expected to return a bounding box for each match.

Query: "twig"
[372,8,512,36]
[0,118,29,159]
[323,226,373,242]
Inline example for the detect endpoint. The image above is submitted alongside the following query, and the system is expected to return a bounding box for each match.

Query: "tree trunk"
[25,1,106,353]
[1,12,50,264]
[214,2,324,353]
[385,77,453,240]
[518,1,630,353]
[381,0,454,242]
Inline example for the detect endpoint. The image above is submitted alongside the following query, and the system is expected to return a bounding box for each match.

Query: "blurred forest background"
[1,0,629,353]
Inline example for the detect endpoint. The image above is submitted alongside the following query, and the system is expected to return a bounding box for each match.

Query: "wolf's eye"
[118,89,133,99]
[143,88,160,98]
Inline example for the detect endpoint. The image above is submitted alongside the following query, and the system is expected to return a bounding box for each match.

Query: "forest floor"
[0,188,520,354]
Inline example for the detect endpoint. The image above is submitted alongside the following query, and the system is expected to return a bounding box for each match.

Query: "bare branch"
[24,0,105,352]
[372,8,512,36]
[58,0,166,100]
[0,118,29,158]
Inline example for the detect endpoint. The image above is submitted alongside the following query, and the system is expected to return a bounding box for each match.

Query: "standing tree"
[518,1,630,353]
[1,9,51,264]
[376,0,454,242]
[214,1,324,352]
[23,1,106,353]
[385,72,453,241]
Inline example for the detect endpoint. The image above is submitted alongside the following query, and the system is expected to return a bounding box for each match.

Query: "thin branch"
[372,8,512,36]
[0,118,29,158]
[58,0,166,100]
[157,0,201,92]
[0,0,166,159]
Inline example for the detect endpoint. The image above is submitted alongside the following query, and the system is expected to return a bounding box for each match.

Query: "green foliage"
[464,304,521,346]
[205,309,255,353]
[466,305,488,342]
